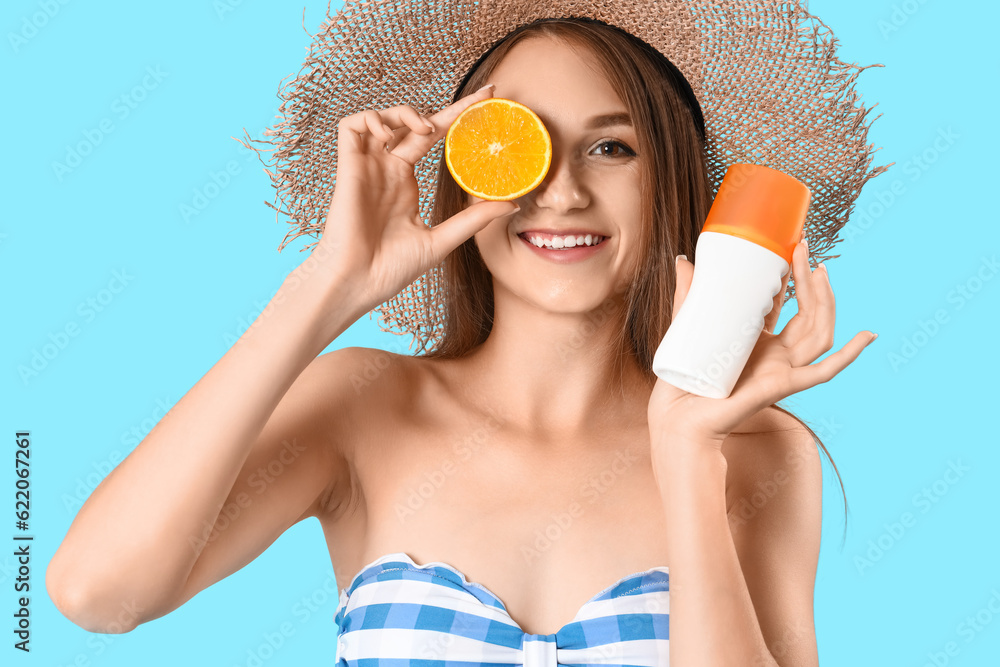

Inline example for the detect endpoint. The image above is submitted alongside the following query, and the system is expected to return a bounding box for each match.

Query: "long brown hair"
[418,17,848,530]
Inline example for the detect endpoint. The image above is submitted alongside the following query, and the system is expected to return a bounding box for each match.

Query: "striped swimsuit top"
[333,552,670,666]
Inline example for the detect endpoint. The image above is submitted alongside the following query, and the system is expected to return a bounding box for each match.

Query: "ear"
[670,255,694,322]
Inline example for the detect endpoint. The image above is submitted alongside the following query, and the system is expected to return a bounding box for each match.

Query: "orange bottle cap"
[702,164,811,265]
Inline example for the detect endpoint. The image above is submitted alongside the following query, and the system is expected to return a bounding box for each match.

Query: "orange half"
[445,97,552,201]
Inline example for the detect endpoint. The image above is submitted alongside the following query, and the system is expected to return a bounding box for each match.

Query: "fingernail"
[866,332,878,346]
[382,123,393,134]
[802,237,809,253]
[422,119,435,131]
[675,254,687,268]
[476,83,496,94]
[501,205,520,217]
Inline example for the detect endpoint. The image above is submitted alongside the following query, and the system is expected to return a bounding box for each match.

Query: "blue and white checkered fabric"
[333,552,670,666]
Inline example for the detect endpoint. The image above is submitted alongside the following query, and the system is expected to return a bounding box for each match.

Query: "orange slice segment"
[445,97,552,201]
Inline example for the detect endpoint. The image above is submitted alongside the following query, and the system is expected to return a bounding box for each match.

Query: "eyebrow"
[586,112,633,129]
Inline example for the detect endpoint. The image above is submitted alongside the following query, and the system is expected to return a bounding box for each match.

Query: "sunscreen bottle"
[651,164,811,398]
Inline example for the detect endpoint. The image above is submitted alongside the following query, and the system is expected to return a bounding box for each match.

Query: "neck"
[456,283,654,442]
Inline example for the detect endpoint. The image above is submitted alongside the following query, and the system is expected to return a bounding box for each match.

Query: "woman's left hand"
[647,238,877,449]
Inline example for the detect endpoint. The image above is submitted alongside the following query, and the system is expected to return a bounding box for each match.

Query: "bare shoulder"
[318,345,416,399]
[311,345,420,435]
[718,407,824,663]
[721,405,822,513]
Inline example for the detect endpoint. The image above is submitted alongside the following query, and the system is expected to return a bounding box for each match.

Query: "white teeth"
[523,233,605,248]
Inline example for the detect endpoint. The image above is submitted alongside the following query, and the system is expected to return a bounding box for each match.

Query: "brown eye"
[591,140,636,158]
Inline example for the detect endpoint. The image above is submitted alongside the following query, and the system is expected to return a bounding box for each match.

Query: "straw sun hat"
[242,0,890,351]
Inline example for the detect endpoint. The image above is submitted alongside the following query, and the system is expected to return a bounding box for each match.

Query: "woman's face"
[469,36,643,312]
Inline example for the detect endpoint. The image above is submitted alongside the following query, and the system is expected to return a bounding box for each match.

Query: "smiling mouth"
[517,232,609,249]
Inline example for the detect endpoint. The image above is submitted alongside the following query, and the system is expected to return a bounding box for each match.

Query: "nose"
[528,150,588,214]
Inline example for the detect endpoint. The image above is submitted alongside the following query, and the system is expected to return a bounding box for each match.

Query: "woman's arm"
[649,241,870,664]
[45,260,367,633]
[653,415,822,667]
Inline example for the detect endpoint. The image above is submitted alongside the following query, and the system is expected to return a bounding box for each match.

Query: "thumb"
[429,200,520,258]
[670,254,694,322]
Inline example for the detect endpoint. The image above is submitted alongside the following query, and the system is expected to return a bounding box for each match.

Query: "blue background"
[3,1,998,664]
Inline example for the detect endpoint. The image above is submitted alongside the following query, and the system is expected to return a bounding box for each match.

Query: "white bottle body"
[652,231,789,399]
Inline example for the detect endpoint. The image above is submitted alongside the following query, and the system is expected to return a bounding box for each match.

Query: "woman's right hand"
[301,82,520,315]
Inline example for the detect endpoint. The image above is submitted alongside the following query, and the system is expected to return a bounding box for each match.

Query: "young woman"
[47,16,877,666]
